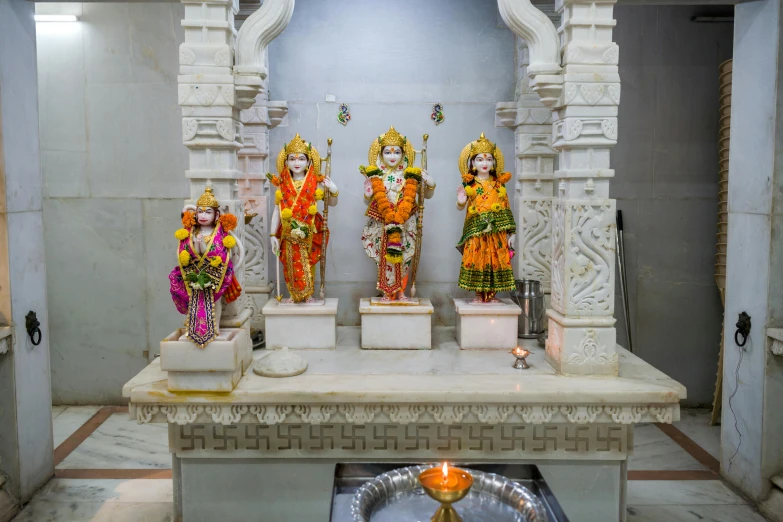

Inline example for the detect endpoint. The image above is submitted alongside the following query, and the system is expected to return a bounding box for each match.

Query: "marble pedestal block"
[263,298,338,350]
[454,298,522,350]
[546,309,619,376]
[360,298,433,349]
[160,328,252,392]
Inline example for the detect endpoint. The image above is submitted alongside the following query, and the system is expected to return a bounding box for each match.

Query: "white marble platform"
[159,328,251,392]
[359,297,433,350]
[125,326,684,413]
[263,298,338,350]
[454,297,521,350]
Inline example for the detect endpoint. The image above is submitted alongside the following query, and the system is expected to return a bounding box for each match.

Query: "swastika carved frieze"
[172,423,631,460]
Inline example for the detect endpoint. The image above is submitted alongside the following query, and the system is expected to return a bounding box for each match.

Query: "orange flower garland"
[182,210,196,229]
[362,165,421,264]
[218,213,237,232]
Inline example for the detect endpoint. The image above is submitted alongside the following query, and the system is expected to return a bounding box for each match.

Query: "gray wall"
[613,5,732,405]
[267,0,516,327]
[36,2,730,405]
[36,3,187,404]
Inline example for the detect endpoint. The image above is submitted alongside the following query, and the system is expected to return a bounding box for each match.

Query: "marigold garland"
[275,190,283,204]
[179,250,191,266]
[281,208,293,221]
[491,202,502,212]
[308,204,318,216]
[363,165,420,264]
[468,205,478,215]
[223,236,237,249]
[175,228,189,241]
[498,186,507,197]
[182,211,196,229]
[497,171,512,184]
[315,188,324,201]
[464,185,476,197]
[210,256,222,267]
[219,213,237,232]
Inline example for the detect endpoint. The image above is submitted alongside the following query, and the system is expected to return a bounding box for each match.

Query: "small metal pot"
[511,279,545,339]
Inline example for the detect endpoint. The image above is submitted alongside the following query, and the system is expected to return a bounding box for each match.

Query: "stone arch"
[234,0,295,78]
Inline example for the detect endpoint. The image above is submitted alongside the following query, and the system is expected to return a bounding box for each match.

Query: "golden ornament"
[276,133,321,176]
[196,186,220,209]
[458,132,504,176]
[368,126,416,167]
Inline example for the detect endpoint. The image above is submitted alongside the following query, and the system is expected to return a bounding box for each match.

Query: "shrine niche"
[123,1,685,521]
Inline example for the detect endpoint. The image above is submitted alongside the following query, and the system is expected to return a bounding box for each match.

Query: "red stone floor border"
[50,406,722,481]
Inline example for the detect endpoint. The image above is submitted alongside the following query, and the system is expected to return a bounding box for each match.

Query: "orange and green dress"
[457,177,516,293]
[270,164,327,302]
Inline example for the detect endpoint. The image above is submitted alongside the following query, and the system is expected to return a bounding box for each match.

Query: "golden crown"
[378,126,406,148]
[196,187,220,208]
[470,132,496,156]
[284,133,310,156]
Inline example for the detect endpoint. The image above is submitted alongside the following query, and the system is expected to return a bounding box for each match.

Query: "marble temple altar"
[120,0,687,520]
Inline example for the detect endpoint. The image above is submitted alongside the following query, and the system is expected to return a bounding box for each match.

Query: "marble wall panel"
[44,198,149,404]
[41,150,89,199]
[269,0,514,105]
[6,210,53,499]
[142,199,185,358]
[82,3,132,85]
[86,81,187,199]
[127,4,180,84]
[722,211,770,498]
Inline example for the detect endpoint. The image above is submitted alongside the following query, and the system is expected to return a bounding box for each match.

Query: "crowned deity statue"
[169,187,244,347]
[268,134,339,303]
[360,127,435,301]
[456,133,516,303]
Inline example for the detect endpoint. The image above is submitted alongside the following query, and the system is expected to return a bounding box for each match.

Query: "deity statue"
[169,187,244,347]
[360,127,435,301]
[456,133,516,303]
[268,134,338,303]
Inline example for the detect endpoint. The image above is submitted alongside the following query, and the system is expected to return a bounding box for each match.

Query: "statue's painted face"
[472,153,495,174]
[381,146,403,168]
[197,207,217,226]
[286,153,309,175]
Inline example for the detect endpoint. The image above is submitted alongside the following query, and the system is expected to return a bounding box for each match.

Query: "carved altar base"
[263,298,338,350]
[454,298,522,350]
[124,326,684,522]
[360,297,433,350]
[160,327,252,392]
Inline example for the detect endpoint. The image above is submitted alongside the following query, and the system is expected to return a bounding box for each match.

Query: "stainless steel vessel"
[511,279,545,339]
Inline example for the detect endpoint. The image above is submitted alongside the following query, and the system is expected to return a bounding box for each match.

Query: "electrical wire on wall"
[727,311,751,472]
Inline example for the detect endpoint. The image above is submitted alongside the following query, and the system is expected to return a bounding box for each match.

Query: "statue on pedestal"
[456,133,516,303]
[360,127,435,301]
[268,134,338,303]
[169,187,244,348]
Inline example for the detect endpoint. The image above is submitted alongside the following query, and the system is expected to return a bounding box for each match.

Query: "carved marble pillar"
[237,96,287,333]
[545,0,621,375]
[178,0,248,322]
[496,38,557,291]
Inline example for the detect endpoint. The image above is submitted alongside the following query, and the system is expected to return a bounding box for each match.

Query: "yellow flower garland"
[179,250,191,266]
[315,188,324,201]
[498,186,507,197]
[468,205,478,215]
[491,202,502,212]
[223,236,237,249]
[210,256,222,267]
[308,204,318,216]
[275,190,283,204]
[464,186,476,197]
[281,208,293,221]
[175,228,189,241]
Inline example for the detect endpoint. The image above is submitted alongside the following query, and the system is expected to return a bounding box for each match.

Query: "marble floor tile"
[629,424,707,470]
[628,481,746,506]
[12,501,174,522]
[675,407,721,460]
[51,405,66,420]
[52,406,102,448]
[30,478,173,504]
[626,504,767,522]
[58,414,170,469]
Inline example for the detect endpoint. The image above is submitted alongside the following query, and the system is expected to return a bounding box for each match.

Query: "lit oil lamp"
[512,346,531,369]
[419,463,473,522]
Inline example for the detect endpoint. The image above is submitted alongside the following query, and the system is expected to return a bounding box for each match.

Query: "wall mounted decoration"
[338,103,351,126]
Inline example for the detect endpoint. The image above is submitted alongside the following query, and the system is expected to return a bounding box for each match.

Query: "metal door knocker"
[735,311,751,347]
[25,311,42,346]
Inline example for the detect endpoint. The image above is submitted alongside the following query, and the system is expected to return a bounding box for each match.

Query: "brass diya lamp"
[419,463,473,522]
[512,346,531,369]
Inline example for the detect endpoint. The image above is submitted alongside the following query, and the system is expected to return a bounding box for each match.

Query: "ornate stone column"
[237,96,287,333]
[545,0,621,375]
[496,37,557,292]
[178,0,248,322]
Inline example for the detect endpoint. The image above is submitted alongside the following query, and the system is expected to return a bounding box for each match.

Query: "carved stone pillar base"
[545,309,618,376]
